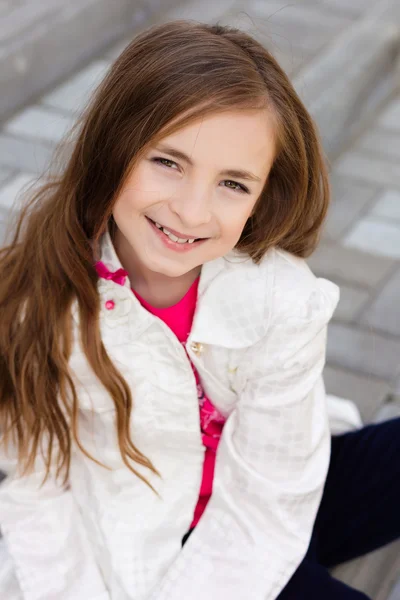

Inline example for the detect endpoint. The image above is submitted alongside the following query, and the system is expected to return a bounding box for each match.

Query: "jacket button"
[105,300,115,310]
[190,342,204,355]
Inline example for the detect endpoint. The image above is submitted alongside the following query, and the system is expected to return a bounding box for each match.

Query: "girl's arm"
[0,441,110,600]
[149,277,339,600]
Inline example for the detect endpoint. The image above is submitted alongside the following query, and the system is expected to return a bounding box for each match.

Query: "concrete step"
[197,0,400,159]
[1,0,399,161]
[292,5,400,159]
[388,577,400,600]
[331,539,400,600]
[0,0,180,123]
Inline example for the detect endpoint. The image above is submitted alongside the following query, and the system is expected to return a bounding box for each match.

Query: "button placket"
[190,341,205,356]
[98,279,133,322]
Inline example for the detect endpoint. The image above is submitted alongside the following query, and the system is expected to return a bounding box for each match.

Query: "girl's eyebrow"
[154,143,262,182]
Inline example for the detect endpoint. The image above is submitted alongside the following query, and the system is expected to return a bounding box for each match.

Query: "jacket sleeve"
[0,436,111,600]
[149,277,339,600]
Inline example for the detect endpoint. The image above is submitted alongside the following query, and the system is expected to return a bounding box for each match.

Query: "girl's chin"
[148,258,197,278]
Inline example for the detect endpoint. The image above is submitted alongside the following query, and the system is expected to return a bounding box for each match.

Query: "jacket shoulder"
[248,247,340,327]
[231,248,339,324]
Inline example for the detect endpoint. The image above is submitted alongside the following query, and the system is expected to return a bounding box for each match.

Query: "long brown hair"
[0,20,330,490]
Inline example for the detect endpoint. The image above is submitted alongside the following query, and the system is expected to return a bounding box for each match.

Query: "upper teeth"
[155,221,196,244]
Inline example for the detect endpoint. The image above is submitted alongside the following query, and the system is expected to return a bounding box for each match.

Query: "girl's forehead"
[153,108,276,174]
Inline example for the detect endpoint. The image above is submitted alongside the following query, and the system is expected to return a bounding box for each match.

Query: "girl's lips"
[146,216,208,253]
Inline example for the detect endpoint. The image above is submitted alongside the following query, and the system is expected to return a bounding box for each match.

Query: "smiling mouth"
[146,216,206,244]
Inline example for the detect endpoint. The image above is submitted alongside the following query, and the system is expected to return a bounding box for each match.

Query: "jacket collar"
[96,227,273,348]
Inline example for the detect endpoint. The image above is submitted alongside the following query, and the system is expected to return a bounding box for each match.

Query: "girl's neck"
[132,268,200,308]
[112,227,201,309]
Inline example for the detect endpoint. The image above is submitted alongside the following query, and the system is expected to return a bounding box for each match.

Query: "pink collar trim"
[95,261,128,286]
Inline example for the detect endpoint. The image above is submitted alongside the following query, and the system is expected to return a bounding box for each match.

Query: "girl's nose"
[169,185,212,229]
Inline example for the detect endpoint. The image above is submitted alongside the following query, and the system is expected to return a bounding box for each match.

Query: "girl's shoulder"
[222,246,339,329]
[224,245,338,299]
[269,247,339,327]
[196,247,339,350]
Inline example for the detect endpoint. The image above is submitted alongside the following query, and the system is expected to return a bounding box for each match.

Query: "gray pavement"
[0,0,181,122]
[1,0,400,598]
[309,95,400,411]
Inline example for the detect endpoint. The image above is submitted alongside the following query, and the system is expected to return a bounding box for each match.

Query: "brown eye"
[223,180,249,194]
[152,157,178,169]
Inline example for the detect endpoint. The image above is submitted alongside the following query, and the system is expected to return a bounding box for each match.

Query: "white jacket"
[0,229,340,600]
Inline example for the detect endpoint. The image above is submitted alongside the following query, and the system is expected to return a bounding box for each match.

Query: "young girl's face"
[112,109,276,281]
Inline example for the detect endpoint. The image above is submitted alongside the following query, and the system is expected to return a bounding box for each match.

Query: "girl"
[0,19,398,600]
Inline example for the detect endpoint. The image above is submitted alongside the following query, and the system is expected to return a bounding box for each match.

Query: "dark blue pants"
[182,417,400,598]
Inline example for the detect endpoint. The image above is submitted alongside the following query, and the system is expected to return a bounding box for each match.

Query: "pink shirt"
[95,261,226,527]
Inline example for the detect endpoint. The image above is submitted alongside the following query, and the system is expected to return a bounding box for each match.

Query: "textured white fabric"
[0,229,340,600]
